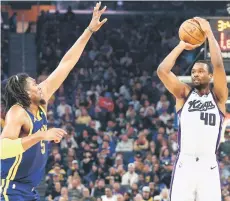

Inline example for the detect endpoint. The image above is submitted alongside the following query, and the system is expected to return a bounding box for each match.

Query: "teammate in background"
[157,17,228,201]
[0,2,107,201]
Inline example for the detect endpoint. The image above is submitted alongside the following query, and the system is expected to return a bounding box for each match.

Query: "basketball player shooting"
[157,17,228,201]
[0,2,107,201]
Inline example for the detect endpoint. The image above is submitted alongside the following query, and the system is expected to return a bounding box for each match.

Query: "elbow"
[157,65,167,77]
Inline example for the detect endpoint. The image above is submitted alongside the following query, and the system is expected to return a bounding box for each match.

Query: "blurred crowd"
[1,5,230,201]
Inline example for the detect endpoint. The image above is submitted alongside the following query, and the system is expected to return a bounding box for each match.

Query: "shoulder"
[5,105,27,123]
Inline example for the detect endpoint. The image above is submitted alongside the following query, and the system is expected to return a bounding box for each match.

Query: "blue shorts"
[1,179,40,201]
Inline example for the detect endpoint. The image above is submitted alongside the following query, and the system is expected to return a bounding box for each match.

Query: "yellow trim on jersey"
[0,179,5,194]
[6,155,20,180]
[10,154,22,180]
[2,179,10,201]
[39,105,47,116]
[24,111,34,136]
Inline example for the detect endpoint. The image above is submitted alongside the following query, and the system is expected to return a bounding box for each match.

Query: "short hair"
[3,73,30,112]
[194,60,213,74]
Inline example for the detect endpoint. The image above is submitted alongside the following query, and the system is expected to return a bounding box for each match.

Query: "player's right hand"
[43,128,67,142]
[179,41,201,50]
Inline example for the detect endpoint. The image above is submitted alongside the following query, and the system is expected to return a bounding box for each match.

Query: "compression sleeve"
[0,138,25,159]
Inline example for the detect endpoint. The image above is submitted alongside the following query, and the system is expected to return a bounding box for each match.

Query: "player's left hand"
[194,17,212,35]
[88,2,107,32]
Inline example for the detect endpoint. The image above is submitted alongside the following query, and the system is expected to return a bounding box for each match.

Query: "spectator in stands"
[122,163,138,186]
[93,179,106,198]
[116,135,133,152]
[101,187,117,201]
[142,186,153,201]
[80,188,96,201]
[57,97,72,117]
[54,187,69,201]
[68,176,85,199]
[76,107,92,125]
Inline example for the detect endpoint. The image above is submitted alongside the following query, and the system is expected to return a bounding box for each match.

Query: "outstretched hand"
[88,2,107,32]
[179,41,201,51]
[194,17,212,35]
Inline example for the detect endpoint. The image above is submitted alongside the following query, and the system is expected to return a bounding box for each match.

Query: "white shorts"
[170,154,221,201]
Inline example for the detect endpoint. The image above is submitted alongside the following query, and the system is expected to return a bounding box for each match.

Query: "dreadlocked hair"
[4,73,31,112]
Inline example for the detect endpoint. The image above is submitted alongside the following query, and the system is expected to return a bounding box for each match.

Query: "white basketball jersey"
[177,89,224,155]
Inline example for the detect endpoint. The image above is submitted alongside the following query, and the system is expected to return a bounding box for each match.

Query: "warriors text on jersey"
[1,105,48,189]
[177,89,224,155]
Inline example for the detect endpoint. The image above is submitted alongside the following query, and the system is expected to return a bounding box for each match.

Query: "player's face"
[191,63,212,89]
[26,77,46,105]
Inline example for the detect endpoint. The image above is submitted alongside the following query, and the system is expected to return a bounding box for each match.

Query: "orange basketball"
[179,19,206,45]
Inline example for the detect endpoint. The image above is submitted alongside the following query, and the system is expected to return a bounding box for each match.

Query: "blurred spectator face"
[158,127,165,134]
[109,167,116,175]
[147,108,154,116]
[54,165,61,174]
[99,156,105,165]
[83,188,90,197]
[134,194,143,201]
[55,182,61,192]
[102,141,109,149]
[113,182,120,192]
[83,130,89,138]
[142,191,150,199]
[152,155,158,164]
[54,153,61,162]
[144,164,151,173]
[131,183,138,191]
[68,148,75,157]
[154,164,160,172]
[105,188,112,197]
[52,147,59,156]
[81,108,88,116]
[128,165,135,173]
[103,135,110,142]
[144,100,150,107]
[117,194,124,201]
[161,188,169,199]
[157,133,164,141]
[135,82,142,90]
[124,192,131,200]
[98,179,105,188]
[72,177,80,188]
[122,135,128,142]
[53,174,60,182]
[160,94,167,102]
[61,187,68,196]
[163,149,170,157]
[132,94,138,101]
[149,182,155,191]
[92,164,97,172]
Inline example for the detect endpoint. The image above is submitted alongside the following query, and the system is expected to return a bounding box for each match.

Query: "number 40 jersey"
[177,89,224,156]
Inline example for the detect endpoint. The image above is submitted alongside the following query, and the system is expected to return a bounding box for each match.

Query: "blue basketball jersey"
[1,105,49,188]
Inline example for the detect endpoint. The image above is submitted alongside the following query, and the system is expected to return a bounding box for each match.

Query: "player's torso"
[178,89,224,155]
[1,106,49,187]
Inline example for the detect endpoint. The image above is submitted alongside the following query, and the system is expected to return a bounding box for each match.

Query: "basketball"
[179,19,206,45]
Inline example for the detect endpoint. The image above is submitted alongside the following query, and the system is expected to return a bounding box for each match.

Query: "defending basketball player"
[0,2,107,201]
[157,17,228,201]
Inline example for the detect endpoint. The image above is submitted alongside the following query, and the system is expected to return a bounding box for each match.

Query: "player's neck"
[194,87,210,96]
[28,104,40,116]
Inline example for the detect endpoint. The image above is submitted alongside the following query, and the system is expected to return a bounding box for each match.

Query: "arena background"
[1,1,230,201]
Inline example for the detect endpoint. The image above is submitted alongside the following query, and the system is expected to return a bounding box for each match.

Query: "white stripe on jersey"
[177,89,224,156]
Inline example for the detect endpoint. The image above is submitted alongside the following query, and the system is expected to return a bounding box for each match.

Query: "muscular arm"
[157,42,190,99]
[39,2,107,101]
[39,29,93,101]
[0,106,44,159]
[0,106,66,159]
[207,31,228,103]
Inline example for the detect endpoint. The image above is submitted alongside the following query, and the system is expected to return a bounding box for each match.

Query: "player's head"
[191,60,213,90]
[4,73,46,111]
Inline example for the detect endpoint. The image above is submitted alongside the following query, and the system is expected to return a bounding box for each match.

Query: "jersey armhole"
[176,88,194,114]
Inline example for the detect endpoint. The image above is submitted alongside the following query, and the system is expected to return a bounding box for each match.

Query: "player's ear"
[209,73,213,80]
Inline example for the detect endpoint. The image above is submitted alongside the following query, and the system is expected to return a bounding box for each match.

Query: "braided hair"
[3,73,31,112]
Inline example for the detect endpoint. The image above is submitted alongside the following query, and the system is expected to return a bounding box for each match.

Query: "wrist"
[36,131,45,140]
[178,42,186,50]
[86,26,95,34]
[206,29,213,38]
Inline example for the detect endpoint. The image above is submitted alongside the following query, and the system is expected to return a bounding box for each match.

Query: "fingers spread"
[99,18,108,26]
[99,6,107,15]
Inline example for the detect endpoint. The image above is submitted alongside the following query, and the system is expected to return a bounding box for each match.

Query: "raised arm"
[0,105,66,159]
[157,41,198,99]
[40,2,107,101]
[195,17,228,103]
